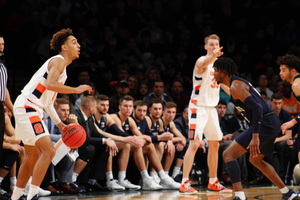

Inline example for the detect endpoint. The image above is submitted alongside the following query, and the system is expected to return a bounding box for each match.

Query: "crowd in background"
[1,0,300,101]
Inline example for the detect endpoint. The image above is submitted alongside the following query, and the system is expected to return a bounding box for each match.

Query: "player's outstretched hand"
[213,46,224,57]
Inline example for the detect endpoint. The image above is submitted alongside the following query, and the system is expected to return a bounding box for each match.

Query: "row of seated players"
[41,94,186,194]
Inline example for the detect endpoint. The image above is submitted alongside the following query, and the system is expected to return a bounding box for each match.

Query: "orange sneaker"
[179,180,198,193]
[207,180,232,192]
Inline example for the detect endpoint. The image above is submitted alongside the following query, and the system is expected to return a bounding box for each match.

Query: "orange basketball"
[62,123,86,148]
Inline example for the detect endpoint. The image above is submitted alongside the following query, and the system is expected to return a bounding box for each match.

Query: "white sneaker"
[38,188,51,196]
[160,176,180,189]
[106,179,125,191]
[151,175,161,184]
[119,179,141,190]
[142,177,163,190]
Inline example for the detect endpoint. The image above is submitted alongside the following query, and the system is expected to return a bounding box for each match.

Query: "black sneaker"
[0,186,10,199]
[233,197,248,200]
[29,195,39,200]
[17,195,27,200]
[69,182,86,193]
[281,189,299,200]
[86,181,105,192]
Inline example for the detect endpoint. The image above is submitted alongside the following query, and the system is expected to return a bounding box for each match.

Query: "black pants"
[0,103,4,162]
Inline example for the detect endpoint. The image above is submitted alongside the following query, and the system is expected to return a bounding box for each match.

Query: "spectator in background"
[144,67,160,91]
[143,80,173,106]
[135,81,149,100]
[280,82,300,117]
[127,75,138,97]
[169,80,189,115]
[260,91,271,107]
[70,70,91,106]
[109,80,130,114]
[255,74,273,100]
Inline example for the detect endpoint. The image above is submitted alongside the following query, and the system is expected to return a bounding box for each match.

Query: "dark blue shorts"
[0,149,19,170]
[235,113,280,157]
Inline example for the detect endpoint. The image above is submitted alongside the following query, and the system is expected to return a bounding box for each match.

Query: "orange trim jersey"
[190,60,220,107]
[19,54,67,124]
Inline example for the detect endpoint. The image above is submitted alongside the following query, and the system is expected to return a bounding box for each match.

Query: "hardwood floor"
[36,185,300,200]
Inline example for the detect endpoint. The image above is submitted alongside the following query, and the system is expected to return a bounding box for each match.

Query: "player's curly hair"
[276,53,300,73]
[50,28,73,52]
[213,57,237,76]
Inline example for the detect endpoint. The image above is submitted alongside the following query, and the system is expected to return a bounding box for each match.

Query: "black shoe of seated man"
[87,180,106,192]
[0,186,10,199]
[58,183,79,194]
[17,195,27,200]
[233,197,248,200]
[69,182,86,193]
[29,195,39,200]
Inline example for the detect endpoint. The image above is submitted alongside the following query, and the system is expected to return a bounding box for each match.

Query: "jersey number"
[211,78,219,88]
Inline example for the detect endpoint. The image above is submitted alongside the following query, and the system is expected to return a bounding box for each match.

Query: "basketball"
[62,123,86,148]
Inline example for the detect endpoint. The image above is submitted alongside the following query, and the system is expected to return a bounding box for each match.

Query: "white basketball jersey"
[190,59,220,107]
[21,54,67,108]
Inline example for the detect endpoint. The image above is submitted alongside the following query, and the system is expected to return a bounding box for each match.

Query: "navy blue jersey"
[116,113,131,135]
[149,116,161,136]
[162,119,171,133]
[230,76,273,127]
[95,116,108,132]
[133,116,159,143]
[230,76,280,156]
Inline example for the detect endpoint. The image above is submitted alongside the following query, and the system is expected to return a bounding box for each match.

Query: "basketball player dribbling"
[11,29,92,200]
[179,34,231,193]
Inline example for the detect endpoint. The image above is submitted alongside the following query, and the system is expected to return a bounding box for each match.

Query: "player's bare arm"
[292,79,300,96]
[128,117,152,143]
[195,46,223,74]
[46,57,92,94]
[170,122,186,145]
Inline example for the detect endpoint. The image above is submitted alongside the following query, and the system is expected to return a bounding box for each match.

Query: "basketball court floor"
[36,185,300,200]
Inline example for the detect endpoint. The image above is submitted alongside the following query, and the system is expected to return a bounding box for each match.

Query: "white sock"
[10,176,17,191]
[158,170,167,179]
[0,177,3,183]
[11,186,24,200]
[150,171,157,177]
[172,167,181,178]
[209,177,218,184]
[10,176,17,185]
[118,171,126,181]
[72,172,79,182]
[27,185,39,200]
[140,170,150,179]
[280,186,289,194]
[106,171,114,181]
[181,178,189,184]
[165,171,169,175]
[235,191,246,200]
